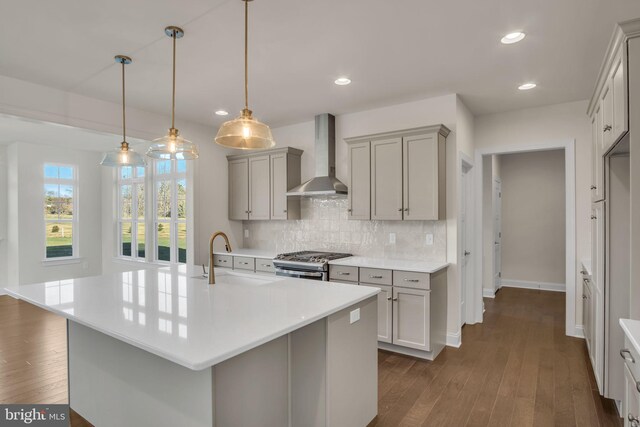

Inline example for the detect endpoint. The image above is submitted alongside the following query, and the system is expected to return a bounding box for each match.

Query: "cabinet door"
[270,153,288,220]
[392,287,430,351]
[371,138,403,220]
[403,133,440,220]
[583,279,592,354]
[612,50,628,145]
[594,105,605,202]
[228,158,249,220]
[602,83,614,154]
[361,283,392,343]
[624,363,640,427]
[592,202,605,294]
[591,115,599,202]
[248,155,271,220]
[348,142,371,220]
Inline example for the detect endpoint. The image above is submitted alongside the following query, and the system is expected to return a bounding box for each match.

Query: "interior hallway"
[0,289,621,427]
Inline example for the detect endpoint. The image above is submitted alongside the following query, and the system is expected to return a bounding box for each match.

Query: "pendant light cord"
[172,30,177,130]
[244,0,249,111]
[121,61,127,144]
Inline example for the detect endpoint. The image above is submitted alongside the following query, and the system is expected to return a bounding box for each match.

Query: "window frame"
[117,166,147,261]
[153,159,188,264]
[43,163,79,261]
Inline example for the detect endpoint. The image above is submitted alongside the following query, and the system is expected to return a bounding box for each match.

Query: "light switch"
[244,229,249,238]
[389,233,396,244]
[425,233,434,245]
[350,308,360,324]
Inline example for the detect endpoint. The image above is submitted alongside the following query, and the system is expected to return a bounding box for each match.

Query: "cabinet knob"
[283,209,287,213]
[629,413,639,425]
[621,349,636,363]
[370,275,383,279]
[590,185,597,190]
[398,208,403,212]
[387,296,392,301]
[392,298,398,302]
[582,295,587,300]
[404,208,409,212]
[591,215,597,220]
[603,124,612,132]
[245,210,249,214]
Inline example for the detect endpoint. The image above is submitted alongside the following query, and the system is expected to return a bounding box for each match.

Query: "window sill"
[42,257,84,267]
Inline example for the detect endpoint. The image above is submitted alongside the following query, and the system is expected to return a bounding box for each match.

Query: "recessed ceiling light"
[215,110,229,116]
[501,32,526,44]
[334,77,351,86]
[518,82,537,90]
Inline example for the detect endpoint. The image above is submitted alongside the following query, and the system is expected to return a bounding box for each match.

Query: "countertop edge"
[4,284,379,371]
[328,258,450,274]
[213,250,275,260]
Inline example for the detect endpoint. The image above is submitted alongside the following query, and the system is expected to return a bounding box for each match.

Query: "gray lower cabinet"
[392,286,430,351]
[227,147,302,221]
[345,125,449,221]
[360,283,392,343]
[228,159,249,220]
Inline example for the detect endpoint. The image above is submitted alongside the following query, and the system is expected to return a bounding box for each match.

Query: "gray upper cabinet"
[611,48,628,145]
[229,158,249,220]
[345,125,449,221]
[227,147,302,221]
[248,156,271,220]
[270,152,302,220]
[347,142,371,220]
[403,133,446,220]
[371,138,403,220]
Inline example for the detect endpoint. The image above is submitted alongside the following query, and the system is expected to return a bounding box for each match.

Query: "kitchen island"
[4,265,379,427]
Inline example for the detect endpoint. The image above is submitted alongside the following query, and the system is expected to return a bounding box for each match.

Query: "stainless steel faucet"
[208,231,232,285]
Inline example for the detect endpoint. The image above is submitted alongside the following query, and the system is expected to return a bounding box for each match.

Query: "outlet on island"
[389,233,396,244]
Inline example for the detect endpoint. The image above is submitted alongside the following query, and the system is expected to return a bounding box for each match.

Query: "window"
[118,166,146,260]
[44,164,77,259]
[154,160,187,263]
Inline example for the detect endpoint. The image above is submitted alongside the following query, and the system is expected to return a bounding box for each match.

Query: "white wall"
[0,145,7,292]
[475,100,591,326]
[6,142,103,285]
[500,150,566,285]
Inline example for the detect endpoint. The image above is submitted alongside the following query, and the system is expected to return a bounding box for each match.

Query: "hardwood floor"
[0,288,622,426]
[370,287,622,427]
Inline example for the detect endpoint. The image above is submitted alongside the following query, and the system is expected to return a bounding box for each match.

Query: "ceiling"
[0,114,147,151]
[3,0,640,128]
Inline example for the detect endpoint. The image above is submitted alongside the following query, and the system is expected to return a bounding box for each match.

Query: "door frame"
[473,140,577,336]
[493,177,502,292]
[459,154,475,329]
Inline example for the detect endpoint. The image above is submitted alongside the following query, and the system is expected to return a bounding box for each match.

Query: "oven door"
[275,267,327,281]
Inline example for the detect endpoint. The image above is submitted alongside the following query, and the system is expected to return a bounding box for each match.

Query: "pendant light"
[147,26,199,160]
[100,55,146,167]
[215,0,275,150]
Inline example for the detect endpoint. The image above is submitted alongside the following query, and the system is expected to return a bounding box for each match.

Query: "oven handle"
[275,268,324,278]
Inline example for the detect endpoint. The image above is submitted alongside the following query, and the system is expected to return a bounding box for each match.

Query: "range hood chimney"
[286,114,348,197]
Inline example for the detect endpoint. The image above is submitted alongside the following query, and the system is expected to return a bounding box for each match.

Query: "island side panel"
[429,268,448,359]
[213,335,289,427]
[290,319,327,427]
[327,295,378,427]
[68,321,214,427]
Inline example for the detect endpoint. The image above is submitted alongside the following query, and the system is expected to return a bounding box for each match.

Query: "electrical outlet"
[350,308,360,324]
[244,229,249,238]
[425,233,434,245]
[389,233,396,244]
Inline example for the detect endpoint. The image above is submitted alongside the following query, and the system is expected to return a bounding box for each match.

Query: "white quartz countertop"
[329,256,449,274]
[4,265,377,370]
[620,319,640,356]
[213,248,275,259]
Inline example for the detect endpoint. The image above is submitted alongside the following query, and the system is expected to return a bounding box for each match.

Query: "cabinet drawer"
[255,259,275,273]
[213,254,232,268]
[359,268,392,286]
[393,270,430,290]
[233,256,255,271]
[329,265,358,282]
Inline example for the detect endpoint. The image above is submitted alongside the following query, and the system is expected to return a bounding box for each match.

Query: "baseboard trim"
[446,332,461,348]
[574,325,585,339]
[0,288,6,296]
[482,288,495,299]
[501,279,566,293]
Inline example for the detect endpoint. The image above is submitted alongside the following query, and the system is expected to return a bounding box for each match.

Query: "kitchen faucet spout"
[209,232,232,285]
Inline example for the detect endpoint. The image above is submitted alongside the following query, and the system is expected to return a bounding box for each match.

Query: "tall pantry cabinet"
[587,20,640,417]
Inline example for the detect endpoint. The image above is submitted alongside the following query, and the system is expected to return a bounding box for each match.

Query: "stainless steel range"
[273,251,352,281]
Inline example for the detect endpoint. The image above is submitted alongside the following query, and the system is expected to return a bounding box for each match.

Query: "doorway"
[473,141,577,337]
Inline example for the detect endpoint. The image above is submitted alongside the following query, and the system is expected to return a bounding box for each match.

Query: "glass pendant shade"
[100,143,146,166]
[147,128,199,160]
[215,109,275,150]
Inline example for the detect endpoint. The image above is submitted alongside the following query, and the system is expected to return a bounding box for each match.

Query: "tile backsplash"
[243,198,447,262]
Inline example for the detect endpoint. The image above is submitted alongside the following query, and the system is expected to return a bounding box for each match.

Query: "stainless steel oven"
[272,251,352,281]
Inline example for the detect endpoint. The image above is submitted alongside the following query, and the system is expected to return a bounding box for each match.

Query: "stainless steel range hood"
[286,114,348,197]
